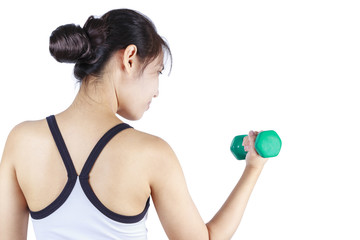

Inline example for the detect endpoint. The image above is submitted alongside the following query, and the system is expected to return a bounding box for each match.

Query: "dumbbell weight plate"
[254,130,282,158]
[230,135,248,160]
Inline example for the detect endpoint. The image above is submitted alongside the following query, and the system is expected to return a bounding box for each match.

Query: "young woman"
[0,8,268,240]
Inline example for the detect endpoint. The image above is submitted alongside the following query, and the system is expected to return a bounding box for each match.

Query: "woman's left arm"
[0,127,29,240]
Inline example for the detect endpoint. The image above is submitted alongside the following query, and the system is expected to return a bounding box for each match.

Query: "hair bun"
[49,24,92,63]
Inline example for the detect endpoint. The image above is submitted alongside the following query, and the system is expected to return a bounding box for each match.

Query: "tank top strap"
[79,122,133,179]
[46,115,77,178]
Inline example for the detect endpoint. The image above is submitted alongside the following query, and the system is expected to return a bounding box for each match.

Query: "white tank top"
[30,115,150,240]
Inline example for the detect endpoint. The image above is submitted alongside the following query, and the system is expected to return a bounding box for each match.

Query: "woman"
[0,8,267,240]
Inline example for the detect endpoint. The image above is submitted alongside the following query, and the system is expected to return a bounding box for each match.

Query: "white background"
[0,0,359,239]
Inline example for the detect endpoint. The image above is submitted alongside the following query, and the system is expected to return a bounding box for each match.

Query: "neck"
[62,79,121,124]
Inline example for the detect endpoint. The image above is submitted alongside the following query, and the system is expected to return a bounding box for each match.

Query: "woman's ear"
[123,44,138,74]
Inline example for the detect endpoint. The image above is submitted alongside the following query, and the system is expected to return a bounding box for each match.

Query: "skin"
[0,44,268,240]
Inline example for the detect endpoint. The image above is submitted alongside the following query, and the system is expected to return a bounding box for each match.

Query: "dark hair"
[49,9,172,81]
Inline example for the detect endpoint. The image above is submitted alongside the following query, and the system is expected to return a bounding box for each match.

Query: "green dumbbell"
[230,130,282,160]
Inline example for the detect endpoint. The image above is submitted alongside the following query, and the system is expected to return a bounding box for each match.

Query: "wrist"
[244,164,264,173]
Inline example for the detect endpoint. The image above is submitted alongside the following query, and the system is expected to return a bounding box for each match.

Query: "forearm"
[206,166,263,240]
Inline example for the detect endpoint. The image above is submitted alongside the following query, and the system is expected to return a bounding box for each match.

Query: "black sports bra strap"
[46,115,77,178]
[79,123,133,179]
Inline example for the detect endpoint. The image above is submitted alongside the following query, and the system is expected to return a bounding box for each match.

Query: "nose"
[154,89,159,98]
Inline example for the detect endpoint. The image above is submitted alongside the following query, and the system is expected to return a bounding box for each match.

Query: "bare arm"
[206,131,267,239]
[206,166,263,239]
[0,126,29,240]
[150,130,267,240]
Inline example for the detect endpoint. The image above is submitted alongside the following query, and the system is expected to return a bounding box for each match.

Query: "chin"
[117,110,145,121]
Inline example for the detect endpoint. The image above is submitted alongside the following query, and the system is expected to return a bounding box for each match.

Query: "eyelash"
[158,71,163,75]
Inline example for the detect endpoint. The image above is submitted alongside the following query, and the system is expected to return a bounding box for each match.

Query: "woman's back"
[11,112,163,239]
[15,113,154,217]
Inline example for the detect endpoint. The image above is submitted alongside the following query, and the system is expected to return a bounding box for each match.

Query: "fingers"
[242,136,249,152]
[248,130,257,144]
[242,130,262,152]
[242,136,248,146]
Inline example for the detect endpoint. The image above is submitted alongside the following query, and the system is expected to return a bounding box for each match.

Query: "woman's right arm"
[149,131,267,240]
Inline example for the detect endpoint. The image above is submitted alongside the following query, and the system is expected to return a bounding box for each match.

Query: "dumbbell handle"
[230,130,282,160]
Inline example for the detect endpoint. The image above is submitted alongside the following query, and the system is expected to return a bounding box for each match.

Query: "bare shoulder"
[128,129,177,161]
[2,119,50,164]
[14,118,46,131]
[7,119,48,143]
[128,129,182,186]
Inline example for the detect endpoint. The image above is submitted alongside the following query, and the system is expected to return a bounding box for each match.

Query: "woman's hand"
[242,130,268,169]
